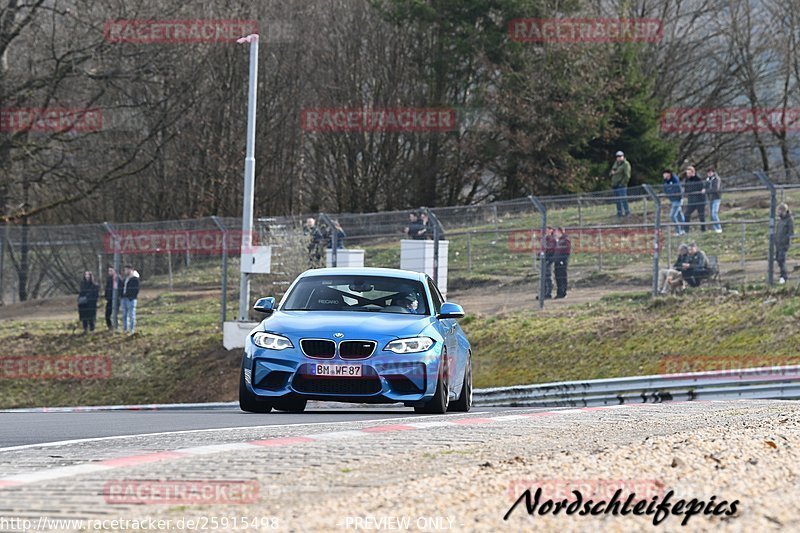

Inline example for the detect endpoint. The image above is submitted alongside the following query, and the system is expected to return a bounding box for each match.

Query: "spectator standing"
[304,217,324,266]
[542,226,556,299]
[104,266,118,330]
[776,203,794,284]
[553,227,571,299]
[404,212,423,239]
[662,169,685,236]
[705,168,723,233]
[417,213,434,240]
[77,271,99,334]
[328,219,346,249]
[683,166,706,232]
[658,243,690,294]
[610,151,631,217]
[120,264,140,336]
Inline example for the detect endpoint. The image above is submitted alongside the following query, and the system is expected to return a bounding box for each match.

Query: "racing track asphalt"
[0,405,522,448]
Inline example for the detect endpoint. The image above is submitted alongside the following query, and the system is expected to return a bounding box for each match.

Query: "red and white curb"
[0,404,668,491]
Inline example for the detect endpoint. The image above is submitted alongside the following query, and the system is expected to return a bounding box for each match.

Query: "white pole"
[237,34,259,321]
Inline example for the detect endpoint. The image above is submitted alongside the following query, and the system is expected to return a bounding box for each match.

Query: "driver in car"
[400,294,419,313]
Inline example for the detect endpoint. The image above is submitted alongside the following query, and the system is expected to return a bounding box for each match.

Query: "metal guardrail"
[473,365,800,407]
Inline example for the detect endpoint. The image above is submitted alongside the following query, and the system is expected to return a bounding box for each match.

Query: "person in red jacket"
[554,227,571,299]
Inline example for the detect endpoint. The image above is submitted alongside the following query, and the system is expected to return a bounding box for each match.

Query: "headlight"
[384,337,435,354]
[252,332,293,350]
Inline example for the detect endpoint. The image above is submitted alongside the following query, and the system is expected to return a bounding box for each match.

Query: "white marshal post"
[236,33,259,321]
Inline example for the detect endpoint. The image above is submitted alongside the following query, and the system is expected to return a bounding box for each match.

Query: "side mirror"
[253,297,276,314]
[438,302,465,319]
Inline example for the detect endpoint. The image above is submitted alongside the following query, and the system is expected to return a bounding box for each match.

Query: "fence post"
[492,204,499,241]
[0,219,6,305]
[754,171,776,285]
[103,222,121,330]
[527,195,546,310]
[422,208,444,286]
[211,216,228,330]
[741,222,746,274]
[467,232,472,273]
[642,185,661,296]
[319,213,337,267]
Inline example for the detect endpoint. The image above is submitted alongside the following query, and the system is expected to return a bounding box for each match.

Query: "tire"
[414,351,449,414]
[239,357,273,413]
[449,354,472,412]
[273,398,307,413]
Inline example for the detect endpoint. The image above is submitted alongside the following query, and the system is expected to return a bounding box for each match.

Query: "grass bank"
[1,286,799,408]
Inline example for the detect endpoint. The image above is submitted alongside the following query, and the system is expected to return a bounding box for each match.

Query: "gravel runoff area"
[1,400,798,532]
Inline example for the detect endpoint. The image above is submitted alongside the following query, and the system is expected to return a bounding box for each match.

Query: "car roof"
[298,267,427,282]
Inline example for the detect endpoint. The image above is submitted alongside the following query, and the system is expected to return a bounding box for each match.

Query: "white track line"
[0,406,641,489]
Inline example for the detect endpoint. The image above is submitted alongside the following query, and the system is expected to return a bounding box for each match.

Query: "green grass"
[0,292,240,409]
[3,283,800,408]
[464,285,800,388]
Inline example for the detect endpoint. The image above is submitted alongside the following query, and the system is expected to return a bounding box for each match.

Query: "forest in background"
[1,0,799,226]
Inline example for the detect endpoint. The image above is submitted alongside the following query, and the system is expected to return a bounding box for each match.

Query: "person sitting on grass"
[658,244,690,294]
[683,241,710,287]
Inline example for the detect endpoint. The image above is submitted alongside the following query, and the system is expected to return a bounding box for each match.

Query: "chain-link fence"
[1,169,798,318]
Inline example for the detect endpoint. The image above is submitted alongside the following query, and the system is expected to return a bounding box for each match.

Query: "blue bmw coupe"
[239,267,472,414]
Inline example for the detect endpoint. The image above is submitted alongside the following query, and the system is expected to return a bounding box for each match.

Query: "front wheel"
[414,352,449,414]
[449,354,472,412]
[239,357,273,413]
[273,398,307,413]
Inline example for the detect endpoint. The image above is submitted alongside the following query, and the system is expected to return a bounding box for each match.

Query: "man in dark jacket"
[610,151,631,217]
[662,169,685,236]
[553,227,571,299]
[78,271,99,333]
[705,168,722,233]
[104,266,119,330]
[683,166,706,232]
[683,242,710,287]
[120,264,140,335]
[542,226,556,299]
[776,203,794,283]
[658,244,690,294]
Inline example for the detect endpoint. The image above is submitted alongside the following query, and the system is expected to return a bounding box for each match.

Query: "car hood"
[259,311,433,340]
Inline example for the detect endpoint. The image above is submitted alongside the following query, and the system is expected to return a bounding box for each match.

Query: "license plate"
[310,364,362,377]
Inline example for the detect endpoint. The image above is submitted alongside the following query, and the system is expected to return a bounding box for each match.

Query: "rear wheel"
[449,354,472,412]
[414,351,449,414]
[273,398,307,413]
[239,357,273,413]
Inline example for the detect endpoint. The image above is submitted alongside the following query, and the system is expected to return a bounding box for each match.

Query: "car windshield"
[282,275,429,315]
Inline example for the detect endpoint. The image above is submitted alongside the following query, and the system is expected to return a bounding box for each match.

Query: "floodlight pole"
[237,34,259,321]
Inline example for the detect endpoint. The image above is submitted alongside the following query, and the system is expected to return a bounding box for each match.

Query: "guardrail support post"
[755,171,776,286]
[211,216,228,330]
[527,195,547,310]
[642,184,661,296]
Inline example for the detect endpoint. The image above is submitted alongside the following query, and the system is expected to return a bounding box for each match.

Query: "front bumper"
[243,345,442,404]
